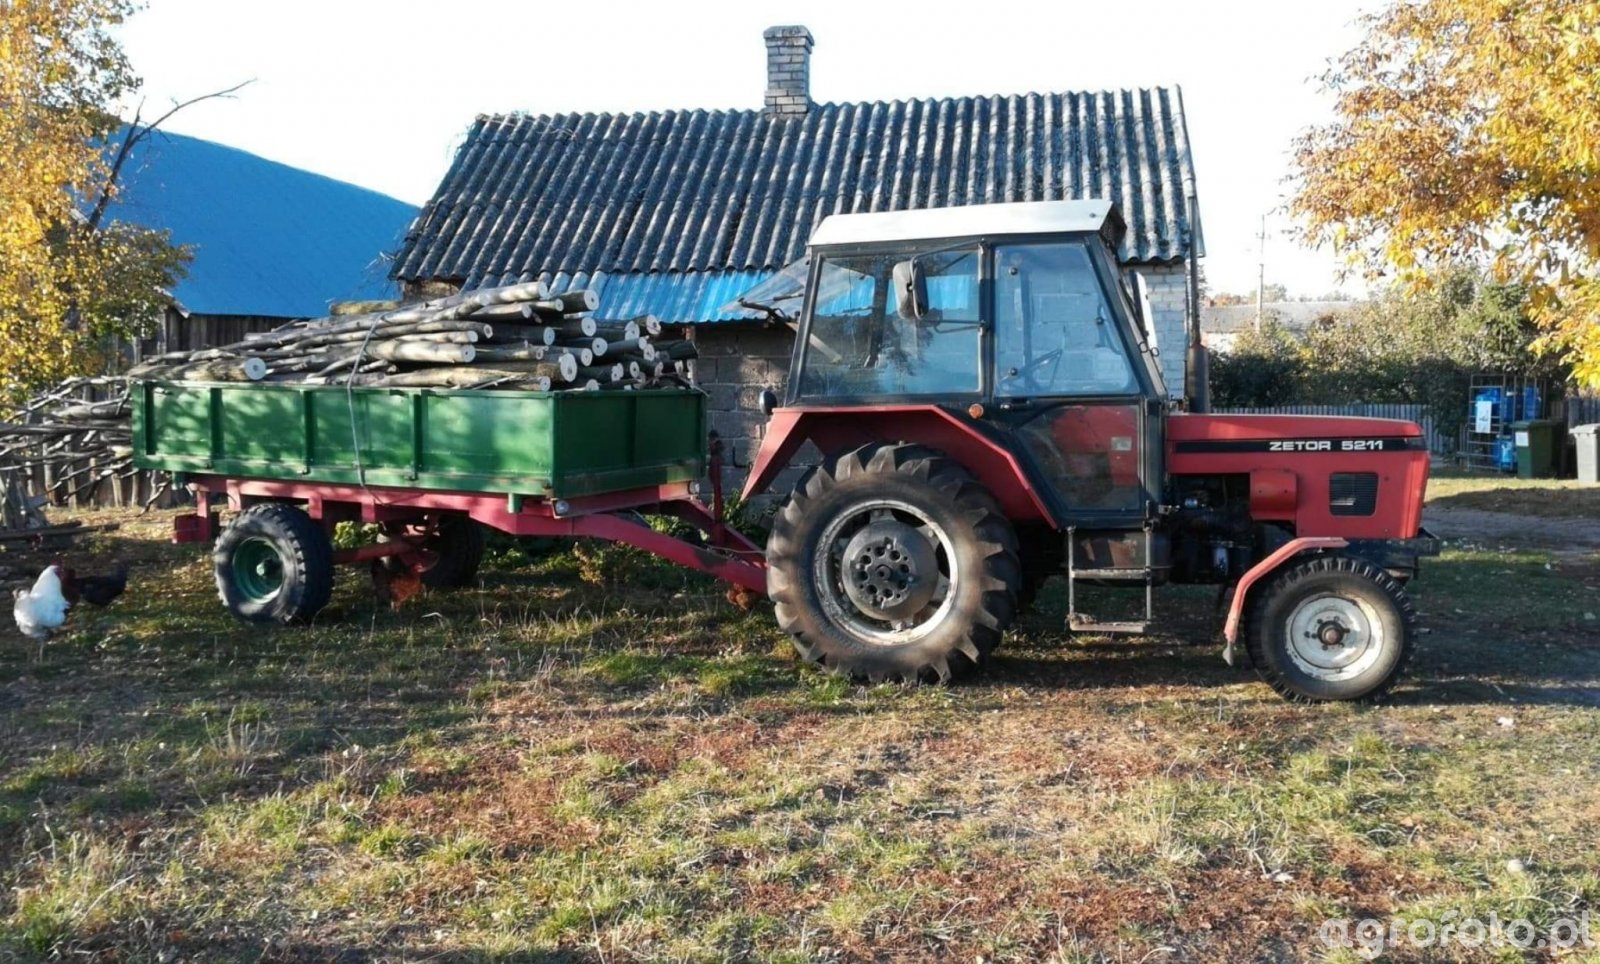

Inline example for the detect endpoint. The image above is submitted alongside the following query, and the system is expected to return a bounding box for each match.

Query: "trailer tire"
[1246,555,1415,702]
[381,515,486,589]
[215,503,334,624]
[767,443,1020,683]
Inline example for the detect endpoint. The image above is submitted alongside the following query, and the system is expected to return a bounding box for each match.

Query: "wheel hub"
[840,520,939,621]
[1287,595,1379,677]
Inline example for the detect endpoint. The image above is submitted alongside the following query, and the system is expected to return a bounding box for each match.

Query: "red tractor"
[741,200,1438,702]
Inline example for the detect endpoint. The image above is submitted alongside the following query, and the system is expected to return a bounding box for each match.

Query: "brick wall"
[693,324,809,499]
[1132,263,1190,399]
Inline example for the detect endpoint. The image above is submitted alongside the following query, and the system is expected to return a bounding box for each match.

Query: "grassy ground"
[1,474,1598,962]
[1426,467,1600,518]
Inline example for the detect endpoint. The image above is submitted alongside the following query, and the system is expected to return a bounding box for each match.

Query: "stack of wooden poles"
[126,280,699,391]
[0,377,151,523]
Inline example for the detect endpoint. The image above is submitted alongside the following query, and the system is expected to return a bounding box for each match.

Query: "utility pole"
[1255,213,1267,333]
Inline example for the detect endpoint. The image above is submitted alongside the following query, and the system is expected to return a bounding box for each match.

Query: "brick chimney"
[763,25,814,117]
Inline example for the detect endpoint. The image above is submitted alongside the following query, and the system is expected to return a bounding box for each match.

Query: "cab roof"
[808,199,1126,252]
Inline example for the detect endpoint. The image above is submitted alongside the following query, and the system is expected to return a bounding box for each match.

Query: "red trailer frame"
[170,444,769,594]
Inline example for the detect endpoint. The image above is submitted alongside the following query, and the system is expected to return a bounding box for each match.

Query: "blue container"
[1495,436,1518,471]
[1521,386,1541,420]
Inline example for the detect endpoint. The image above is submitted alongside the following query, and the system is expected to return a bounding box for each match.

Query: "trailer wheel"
[214,503,334,624]
[380,515,486,589]
[1246,555,1415,702]
[767,443,1020,683]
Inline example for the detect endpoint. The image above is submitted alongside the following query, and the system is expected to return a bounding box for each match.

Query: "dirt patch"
[1423,504,1600,550]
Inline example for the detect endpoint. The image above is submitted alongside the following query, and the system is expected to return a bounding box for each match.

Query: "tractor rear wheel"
[214,502,334,624]
[766,443,1021,683]
[1246,555,1415,702]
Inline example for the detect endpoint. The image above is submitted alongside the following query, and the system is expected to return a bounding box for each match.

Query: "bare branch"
[85,79,255,231]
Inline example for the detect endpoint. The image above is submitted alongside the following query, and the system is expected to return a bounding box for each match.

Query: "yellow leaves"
[1292,0,1600,388]
[0,0,183,407]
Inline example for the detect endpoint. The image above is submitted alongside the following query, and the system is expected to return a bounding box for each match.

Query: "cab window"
[796,249,981,398]
[993,241,1137,397]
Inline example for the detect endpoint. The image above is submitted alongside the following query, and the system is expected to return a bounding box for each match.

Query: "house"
[1201,300,1356,353]
[392,25,1203,483]
[102,128,417,353]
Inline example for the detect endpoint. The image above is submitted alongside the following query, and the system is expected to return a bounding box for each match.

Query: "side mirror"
[892,258,928,321]
[758,387,778,417]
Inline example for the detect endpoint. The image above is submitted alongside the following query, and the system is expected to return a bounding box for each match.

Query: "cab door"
[988,239,1162,526]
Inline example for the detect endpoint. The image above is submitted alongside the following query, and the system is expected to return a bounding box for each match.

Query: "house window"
[796,249,982,398]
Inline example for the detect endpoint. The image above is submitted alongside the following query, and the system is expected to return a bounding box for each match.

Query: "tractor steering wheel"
[1008,348,1063,394]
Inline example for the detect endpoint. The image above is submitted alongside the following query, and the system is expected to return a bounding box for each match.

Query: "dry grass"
[1,478,1597,961]
[1427,467,1600,518]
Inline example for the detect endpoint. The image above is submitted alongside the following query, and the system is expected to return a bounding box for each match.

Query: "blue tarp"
[101,128,417,318]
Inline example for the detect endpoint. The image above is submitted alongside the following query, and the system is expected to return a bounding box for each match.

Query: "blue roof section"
[545,270,775,324]
[103,128,417,318]
[395,87,1202,297]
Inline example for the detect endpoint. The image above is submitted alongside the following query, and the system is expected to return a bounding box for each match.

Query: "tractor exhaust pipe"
[1182,183,1210,413]
[1186,340,1210,414]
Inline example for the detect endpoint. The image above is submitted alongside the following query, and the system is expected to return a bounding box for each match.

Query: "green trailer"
[133,380,766,623]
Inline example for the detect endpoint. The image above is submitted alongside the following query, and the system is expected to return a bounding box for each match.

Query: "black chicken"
[61,565,129,607]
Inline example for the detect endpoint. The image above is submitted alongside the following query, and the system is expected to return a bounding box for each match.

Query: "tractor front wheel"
[766,443,1021,683]
[1246,555,1415,702]
[214,503,334,624]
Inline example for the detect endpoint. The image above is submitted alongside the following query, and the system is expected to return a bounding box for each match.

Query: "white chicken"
[14,564,70,640]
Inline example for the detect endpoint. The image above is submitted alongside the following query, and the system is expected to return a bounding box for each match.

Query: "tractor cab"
[788,201,1166,528]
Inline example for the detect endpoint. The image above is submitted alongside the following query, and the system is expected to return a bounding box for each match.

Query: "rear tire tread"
[768,443,1020,684]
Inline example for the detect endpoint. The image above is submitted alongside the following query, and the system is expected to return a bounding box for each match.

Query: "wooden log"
[593,321,640,342]
[557,337,606,357]
[606,337,653,356]
[170,358,268,382]
[394,330,479,344]
[457,355,578,382]
[374,367,549,389]
[486,324,558,346]
[577,364,624,382]
[550,346,594,367]
[657,339,699,361]
[368,341,476,365]
[553,289,599,313]
[553,316,597,338]
[466,280,551,308]
[471,303,539,322]
[474,344,548,363]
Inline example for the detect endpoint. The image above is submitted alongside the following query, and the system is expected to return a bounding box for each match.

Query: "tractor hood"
[1167,413,1426,453]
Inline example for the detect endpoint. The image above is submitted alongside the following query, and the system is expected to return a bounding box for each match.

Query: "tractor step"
[1065,524,1158,636]
[1068,616,1152,634]
[1070,567,1149,580]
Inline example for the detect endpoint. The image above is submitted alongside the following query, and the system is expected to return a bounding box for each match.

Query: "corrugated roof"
[394,88,1201,292]
[104,129,417,317]
[545,270,774,324]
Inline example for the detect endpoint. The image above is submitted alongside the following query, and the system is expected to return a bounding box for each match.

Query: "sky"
[115,0,1378,298]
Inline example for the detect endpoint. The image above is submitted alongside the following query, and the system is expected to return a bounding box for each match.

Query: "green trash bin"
[1510,419,1564,478]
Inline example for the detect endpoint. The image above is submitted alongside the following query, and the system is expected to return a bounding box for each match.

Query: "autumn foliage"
[1292,0,1600,389]
[0,0,187,405]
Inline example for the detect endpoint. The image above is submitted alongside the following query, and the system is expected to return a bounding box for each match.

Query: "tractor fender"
[1221,536,1350,662]
[741,406,1057,526]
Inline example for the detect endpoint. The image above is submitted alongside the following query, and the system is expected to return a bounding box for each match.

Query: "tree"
[1292,0,1600,389]
[1208,269,1553,436]
[0,0,188,405]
